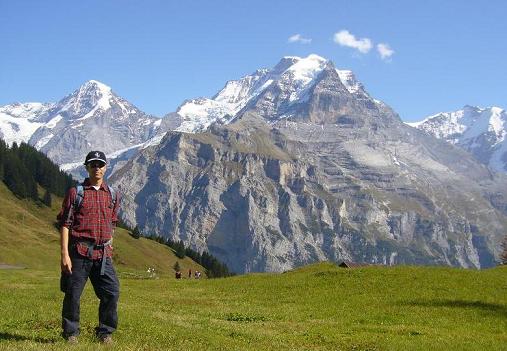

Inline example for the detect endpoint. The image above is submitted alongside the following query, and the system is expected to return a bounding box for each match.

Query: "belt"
[81,239,113,275]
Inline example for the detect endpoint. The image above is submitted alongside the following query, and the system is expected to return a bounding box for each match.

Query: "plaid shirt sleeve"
[58,187,77,229]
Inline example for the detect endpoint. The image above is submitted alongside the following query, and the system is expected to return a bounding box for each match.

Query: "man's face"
[86,161,107,180]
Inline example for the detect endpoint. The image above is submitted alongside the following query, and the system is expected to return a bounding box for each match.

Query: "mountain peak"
[490,106,504,114]
[56,80,115,117]
[285,54,329,84]
[81,79,112,92]
[275,54,328,75]
[172,54,387,132]
[281,54,327,63]
[77,80,113,99]
[410,105,507,173]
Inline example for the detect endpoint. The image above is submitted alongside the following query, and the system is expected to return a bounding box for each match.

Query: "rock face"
[0,80,164,176]
[110,56,507,273]
[30,80,162,165]
[409,106,507,173]
[165,54,378,133]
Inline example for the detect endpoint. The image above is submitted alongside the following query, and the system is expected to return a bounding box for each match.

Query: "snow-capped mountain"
[0,55,383,173]
[3,54,507,272]
[1,80,163,168]
[169,54,381,132]
[0,102,54,145]
[408,106,507,172]
[110,56,507,272]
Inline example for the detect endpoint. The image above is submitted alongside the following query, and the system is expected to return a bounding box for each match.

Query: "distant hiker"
[57,151,120,344]
[188,268,192,278]
[175,271,182,279]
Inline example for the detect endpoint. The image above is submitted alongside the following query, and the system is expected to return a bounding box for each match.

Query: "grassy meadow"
[0,182,203,275]
[1,183,506,350]
[0,263,506,350]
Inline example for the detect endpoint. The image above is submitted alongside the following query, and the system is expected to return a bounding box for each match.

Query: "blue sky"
[1,1,506,122]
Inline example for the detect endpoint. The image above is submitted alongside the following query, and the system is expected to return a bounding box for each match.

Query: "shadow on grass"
[0,332,57,344]
[403,299,507,318]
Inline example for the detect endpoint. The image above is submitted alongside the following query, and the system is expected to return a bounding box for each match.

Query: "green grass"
[0,263,506,350]
[1,183,506,350]
[0,182,204,276]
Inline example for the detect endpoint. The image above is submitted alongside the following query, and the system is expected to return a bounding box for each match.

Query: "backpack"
[56,183,118,227]
[74,183,117,211]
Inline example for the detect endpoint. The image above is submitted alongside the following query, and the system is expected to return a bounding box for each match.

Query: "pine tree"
[4,154,28,198]
[175,240,186,259]
[43,189,52,207]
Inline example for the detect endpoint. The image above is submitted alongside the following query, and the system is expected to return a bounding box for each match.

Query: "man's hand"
[61,254,72,274]
[60,226,72,274]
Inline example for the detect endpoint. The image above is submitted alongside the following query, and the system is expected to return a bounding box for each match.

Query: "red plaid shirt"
[59,179,120,259]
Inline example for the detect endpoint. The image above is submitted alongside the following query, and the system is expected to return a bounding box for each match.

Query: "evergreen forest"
[0,139,75,205]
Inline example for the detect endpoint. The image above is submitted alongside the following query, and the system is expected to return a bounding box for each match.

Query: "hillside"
[0,262,505,350]
[0,182,204,276]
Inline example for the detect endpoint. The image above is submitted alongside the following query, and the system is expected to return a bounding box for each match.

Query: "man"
[58,151,120,344]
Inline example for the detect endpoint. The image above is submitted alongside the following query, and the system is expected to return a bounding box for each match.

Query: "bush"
[131,226,141,239]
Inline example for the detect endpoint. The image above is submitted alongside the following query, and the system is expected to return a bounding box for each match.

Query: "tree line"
[0,139,75,205]
[128,225,234,278]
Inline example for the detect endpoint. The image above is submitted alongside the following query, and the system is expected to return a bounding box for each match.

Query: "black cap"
[84,151,107,165]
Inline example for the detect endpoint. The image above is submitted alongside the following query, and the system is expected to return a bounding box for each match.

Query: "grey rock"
[409,106,507,173]
[110,57,507,273]
[110,89,507,272]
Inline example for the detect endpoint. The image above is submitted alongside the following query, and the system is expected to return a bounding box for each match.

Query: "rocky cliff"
[409,106,507,173]
[110,56,507,273]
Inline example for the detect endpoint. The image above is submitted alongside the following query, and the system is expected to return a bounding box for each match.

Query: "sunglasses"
[88,161,106,168]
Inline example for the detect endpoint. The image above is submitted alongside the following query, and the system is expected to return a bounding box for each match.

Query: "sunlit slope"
[0,182,202,275]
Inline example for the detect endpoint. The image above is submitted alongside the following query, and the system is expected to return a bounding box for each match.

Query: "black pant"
[61,252,120,338]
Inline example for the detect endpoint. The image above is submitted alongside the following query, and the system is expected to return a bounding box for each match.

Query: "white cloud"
[377,43,394,60]
[288,34,312,44]
[333,30,372,54]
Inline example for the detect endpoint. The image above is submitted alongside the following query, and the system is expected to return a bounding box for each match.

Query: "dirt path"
[0,264,25,269]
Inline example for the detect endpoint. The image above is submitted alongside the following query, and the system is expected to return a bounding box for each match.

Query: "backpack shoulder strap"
[74,184,84,211]
[107,185,117,207]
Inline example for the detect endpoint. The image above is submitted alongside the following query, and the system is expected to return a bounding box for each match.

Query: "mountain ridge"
[409,105,507,173]
[2,55,507,273]
[108,56,507,273]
